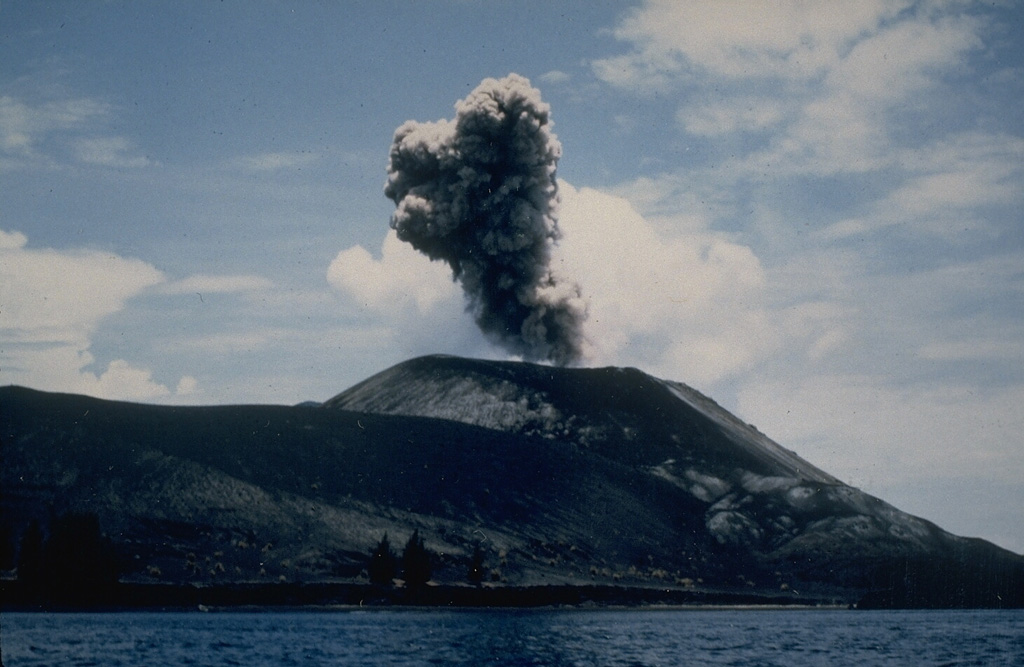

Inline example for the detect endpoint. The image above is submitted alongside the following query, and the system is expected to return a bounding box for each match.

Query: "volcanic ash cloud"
[384,74,587,366]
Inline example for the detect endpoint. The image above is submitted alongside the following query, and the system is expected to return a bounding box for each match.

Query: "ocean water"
[3,608,1022,666]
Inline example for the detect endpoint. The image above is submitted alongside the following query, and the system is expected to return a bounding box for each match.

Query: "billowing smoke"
[384,74,587,365]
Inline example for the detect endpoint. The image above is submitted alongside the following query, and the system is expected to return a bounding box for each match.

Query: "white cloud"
[0,228,28,249]
[0,95,110,159]
[0,94,150,171]
[824,131,1024,238]
[806,327,849,361]
[759,244,1024,381]
[764,13,986,175]
[160,274,275,295]
[91,359,175,401]
[601,1,991,181]
[538,70,571,85]
[74,136,152,168]
[594,0,910,90]
[679,97,787,137]
[175,375,200,396]
[230,151,320,172]
[4,343,175,402]
[607,174,729,235]
[917,340,1024,363]
[327,231,497,360]
[153,325,392,358]
[0,238,164,342]
[0,229,197,401]
[823,13,982,101]
[326,185,777,388]
[736,375,1024,491]
[328,231,460,315]
[889,133,1023,232]
[157,332,275,355]
[555,183,772,385]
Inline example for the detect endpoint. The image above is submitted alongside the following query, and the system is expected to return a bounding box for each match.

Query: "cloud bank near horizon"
[0,228,289,403]
[0,228,181,399]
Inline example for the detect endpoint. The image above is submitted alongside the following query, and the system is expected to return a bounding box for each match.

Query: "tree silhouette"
[16,520,45,594]
[17,513,120,605]
[46,512,120,604]
[401,529,431,587]
[0,523,16,571]
[368,532,397,585]
[467,543,486,586]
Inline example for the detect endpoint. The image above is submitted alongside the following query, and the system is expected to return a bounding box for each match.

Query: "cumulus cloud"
[0,229,196,401]
[0,234,163,342]
[175,375,200,396]
[0,228,28,249]
[329,183,775,387]
[555,183,773,384]
[327,231,494,362]
[328,230,459,315]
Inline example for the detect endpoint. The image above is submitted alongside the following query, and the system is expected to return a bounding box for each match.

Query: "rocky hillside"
[2,355,1022,607]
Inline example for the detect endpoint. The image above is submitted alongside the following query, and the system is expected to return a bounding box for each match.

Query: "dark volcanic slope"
[3,355,1023,607]
[327,355,1024,605]
[1,384,719,590]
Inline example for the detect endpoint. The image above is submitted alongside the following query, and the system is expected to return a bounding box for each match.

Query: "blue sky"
[2,1,1022,553]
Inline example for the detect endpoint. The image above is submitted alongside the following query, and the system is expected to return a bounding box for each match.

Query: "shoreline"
[7,579,1015,611]
[0,579,846,612]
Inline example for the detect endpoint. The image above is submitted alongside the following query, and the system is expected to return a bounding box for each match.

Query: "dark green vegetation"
[9,512,120,606]
[2,355,1022,608]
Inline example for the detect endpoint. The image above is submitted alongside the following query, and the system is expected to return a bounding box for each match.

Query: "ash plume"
[384,74,587,365]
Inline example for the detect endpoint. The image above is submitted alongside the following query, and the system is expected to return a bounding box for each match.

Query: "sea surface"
[3,608,1022,666]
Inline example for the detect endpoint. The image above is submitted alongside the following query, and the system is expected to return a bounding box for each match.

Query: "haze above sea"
[4,608,1023,666]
